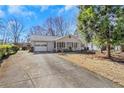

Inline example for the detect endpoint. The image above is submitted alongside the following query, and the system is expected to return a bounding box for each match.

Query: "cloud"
[40,6,49,12]
[65,5,74,11]
[58,5,74,14]
[8,6,35,17]
[8,6,24,14]
[0,10,5,18]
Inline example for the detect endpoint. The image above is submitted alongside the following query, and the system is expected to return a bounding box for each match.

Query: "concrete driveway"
[0,51,121,88]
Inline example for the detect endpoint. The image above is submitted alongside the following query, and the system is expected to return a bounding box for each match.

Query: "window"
[72,42,73,48]
[67,42,73,48]
[61,42,64,48]
[76,43,77,48]
[63,42,65,48]
[74,43,77,48]
[64,42,65,48]
[57,42,61,48]
[57,42,65,48]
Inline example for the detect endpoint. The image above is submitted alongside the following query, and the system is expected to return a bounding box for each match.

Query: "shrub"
[29,47,33,52]
[11,45,19,53]
[22,46,27,50]
[0,44,19,60]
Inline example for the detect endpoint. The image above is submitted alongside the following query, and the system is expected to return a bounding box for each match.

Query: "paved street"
[0,51,121,88]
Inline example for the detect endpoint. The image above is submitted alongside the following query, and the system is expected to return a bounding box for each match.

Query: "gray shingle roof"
[30,35,60,41]
[30,35,82,42]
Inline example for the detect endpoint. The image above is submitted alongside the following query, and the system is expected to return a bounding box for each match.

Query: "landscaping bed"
[0,45,19,61]
[58,52,124,86]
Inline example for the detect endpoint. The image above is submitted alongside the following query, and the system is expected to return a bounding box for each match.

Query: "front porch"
[54,41,80,52]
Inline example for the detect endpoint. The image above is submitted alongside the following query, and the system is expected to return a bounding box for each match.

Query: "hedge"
[0,45,19,60]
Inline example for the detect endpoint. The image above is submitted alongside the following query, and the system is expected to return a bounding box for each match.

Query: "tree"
[42,16,73,36]
[77,5,124,58]
[29,25,46,36]
[42,17,55,36]
[114,7,124,52]
[7,18,24,44]
[54,16,72,36]
[0,19,7,44]
[77,6,98,50]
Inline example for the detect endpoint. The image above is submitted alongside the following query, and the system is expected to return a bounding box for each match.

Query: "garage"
[34,42,47,52]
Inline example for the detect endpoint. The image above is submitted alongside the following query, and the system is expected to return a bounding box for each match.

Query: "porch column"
[65,42,67,49]
[56,41,57,52]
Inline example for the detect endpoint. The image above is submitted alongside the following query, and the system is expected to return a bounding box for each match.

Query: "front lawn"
[58,52,124,86]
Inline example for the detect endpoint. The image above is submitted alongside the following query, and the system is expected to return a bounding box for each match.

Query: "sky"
[0,5,79,41]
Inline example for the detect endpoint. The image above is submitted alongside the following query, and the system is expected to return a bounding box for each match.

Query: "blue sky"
[0,5,79,39]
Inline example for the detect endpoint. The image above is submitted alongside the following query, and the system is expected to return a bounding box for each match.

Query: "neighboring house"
[30,35,83,52]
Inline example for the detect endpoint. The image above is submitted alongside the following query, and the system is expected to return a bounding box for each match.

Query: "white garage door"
[34,42,47,52]
[34,46,47,52]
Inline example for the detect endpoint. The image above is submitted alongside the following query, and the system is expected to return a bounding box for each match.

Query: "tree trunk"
[100,48,103,53]
[107,44,111,58]
[121,45,124,52]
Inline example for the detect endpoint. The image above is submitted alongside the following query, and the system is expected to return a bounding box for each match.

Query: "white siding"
[47,41,54,51]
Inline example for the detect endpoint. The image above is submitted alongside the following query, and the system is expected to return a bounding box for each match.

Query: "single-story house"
[30,35,83,52]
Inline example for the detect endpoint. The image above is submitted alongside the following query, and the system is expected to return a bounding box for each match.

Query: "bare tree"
[28,16,75,37]
[54,16,66,36]
[42,17,55,36]
[0,19,8,44]
[29,25,45,35]
[42,16,73,36]
[54,16,75,36]
[7,18,24,44]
